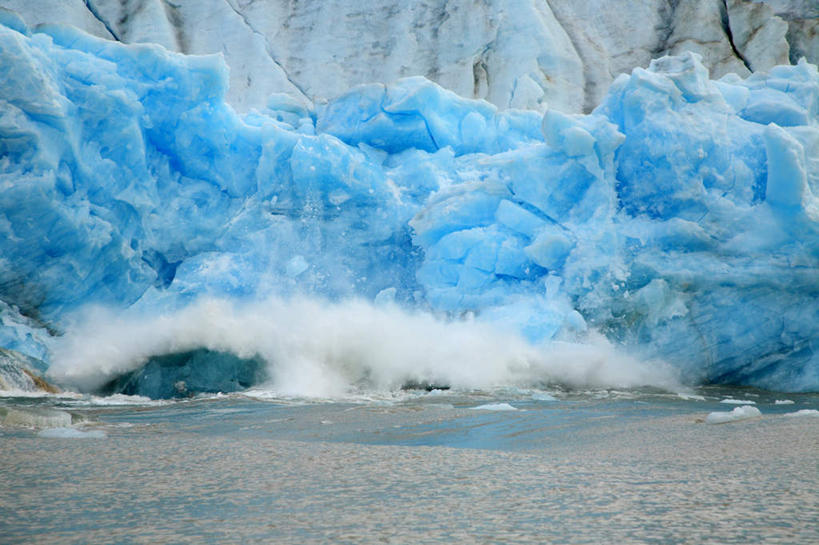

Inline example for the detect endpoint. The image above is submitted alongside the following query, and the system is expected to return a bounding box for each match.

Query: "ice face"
[4,1,816,115]
[1,20,819,392]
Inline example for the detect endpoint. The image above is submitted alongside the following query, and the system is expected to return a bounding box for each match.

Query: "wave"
[48,297,680,398]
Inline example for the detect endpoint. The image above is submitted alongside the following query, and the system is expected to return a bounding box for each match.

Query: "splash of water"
[48,297,680,398]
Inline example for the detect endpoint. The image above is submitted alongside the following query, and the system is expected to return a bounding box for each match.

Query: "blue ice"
[1,17,818,392]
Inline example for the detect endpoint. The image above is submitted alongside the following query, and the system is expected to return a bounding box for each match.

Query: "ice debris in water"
[471,403,519,411]
[37,427,107,439]
[1,19,819,393]
[775,400,795,405]
[783,409,819,418]
[705,406,762,424]
[720,399,757,405]
[0,406,72,428]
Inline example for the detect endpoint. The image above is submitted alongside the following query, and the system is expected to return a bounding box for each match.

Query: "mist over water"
[48,296,680,398]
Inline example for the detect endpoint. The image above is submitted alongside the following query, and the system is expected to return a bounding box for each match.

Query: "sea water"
[2,386,817,544]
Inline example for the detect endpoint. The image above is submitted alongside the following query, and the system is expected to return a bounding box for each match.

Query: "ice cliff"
[2,0,817,114]
[1,9,819,392]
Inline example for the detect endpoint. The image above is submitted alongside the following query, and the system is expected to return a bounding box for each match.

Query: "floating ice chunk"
[470,403,519,411]
[705,405,761,424]
[720,399,756,405]
[86,393,156,406]
[0,407,72,428]
[37,427,106,439]
[677,393,706,401]
[531,392,557,402]
[774,399,795,405]
[783,409,819,418]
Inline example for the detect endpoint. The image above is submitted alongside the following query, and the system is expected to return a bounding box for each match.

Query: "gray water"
[1,387,817,544]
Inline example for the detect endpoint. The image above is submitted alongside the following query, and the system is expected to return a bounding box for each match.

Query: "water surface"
[2,387,817,544]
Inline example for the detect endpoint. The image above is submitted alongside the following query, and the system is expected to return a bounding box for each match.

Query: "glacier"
[1,14,819,394]
[4,0,818,115]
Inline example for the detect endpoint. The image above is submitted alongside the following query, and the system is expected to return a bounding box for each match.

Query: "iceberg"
[1,18,819,394]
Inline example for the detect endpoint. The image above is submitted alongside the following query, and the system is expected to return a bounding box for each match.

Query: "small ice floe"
[783,409,819,418]
[720,399,756,405]
[531,392,557,402]
[775,400,795,405]
[470,402,519,411]
[37,427,106,439]
[677,392,706,401]
[0,407,72,428]
[705,405,761,424]
[86,393,155,406]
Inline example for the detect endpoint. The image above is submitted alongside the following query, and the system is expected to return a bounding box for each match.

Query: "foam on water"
[48,296,681,399]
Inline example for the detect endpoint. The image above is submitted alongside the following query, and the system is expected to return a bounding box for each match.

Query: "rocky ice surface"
[1,5,819,394]
[2,1,817,114]
[0,347,54,393]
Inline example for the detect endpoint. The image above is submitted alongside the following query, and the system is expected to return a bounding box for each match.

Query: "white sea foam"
[705,406,762,424]
[48,297,681,399]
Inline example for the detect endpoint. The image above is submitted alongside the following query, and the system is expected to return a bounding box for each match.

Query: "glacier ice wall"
[1,17,819,391]
[3,1,817,114]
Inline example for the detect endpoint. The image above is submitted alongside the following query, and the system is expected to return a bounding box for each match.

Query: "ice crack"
[223,0,310,102]
[720,0,753,72]
[82,0,120,41]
